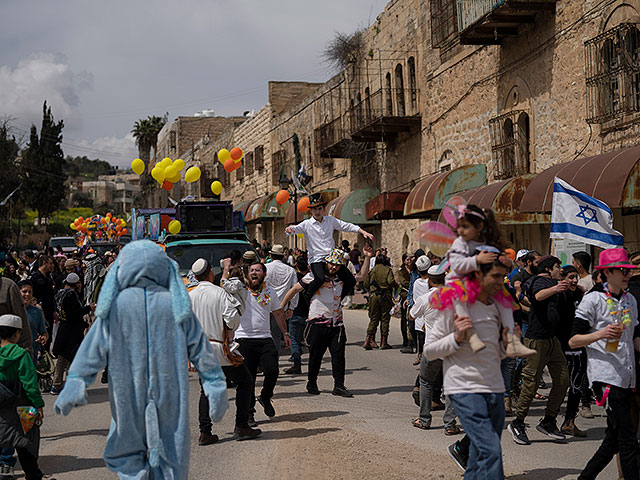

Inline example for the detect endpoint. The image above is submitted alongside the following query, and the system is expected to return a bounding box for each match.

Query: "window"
[170,131,176,150]
[489,110,530,179]
[438,150,453,172]
[430,0,458,48]
[408,57,417,111]
[586,24,640,124]
[254,145,264,170]
[244,151,254,176]
[236,158,244,181]
[395,64,405,116]
[385,73,393,115]
[271,150,285,186]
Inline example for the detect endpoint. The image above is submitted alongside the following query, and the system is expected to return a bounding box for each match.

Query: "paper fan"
[440,195,468,228]
[414,221,456,257]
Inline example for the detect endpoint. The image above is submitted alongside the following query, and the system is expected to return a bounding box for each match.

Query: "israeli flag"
[550,177,624,249]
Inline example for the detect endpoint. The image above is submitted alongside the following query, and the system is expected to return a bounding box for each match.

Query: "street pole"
[293,187,297,249]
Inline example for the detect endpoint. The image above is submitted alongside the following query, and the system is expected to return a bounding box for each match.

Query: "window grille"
[431,0,458,48]
[254,146,264,170]
[271,150,285,186]
[489,110,530,179]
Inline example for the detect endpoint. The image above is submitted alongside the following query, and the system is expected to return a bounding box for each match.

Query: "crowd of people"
[0,189,638,479]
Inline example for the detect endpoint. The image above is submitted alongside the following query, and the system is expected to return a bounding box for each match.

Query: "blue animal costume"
[53,240,228,479]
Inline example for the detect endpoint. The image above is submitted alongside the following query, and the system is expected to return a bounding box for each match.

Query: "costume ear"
[94,256,120,321]
[168,258,192,324]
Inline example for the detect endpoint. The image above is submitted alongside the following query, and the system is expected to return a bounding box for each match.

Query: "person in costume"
[53,240,228,480]
[284,192,373,303]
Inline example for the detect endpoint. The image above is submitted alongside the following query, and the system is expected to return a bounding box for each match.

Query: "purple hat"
[594,248,638,270]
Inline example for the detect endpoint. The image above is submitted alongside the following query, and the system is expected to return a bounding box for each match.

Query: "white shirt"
[425,300,506,395]
[301,272,344,327]
[575,290,638,389]
[411,278,430,332]
[235,286,281,339]
[189,281,241,366]
[410,287,439,347]
[288,215,360,263]
[266,259,298,309]
[578,275,595,292]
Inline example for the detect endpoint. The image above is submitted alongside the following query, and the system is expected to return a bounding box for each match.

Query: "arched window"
[516,112,530,175]
[385,73,393,115]
[602,38,620,116]
[438,150,453,172]
[364,87,371,124]
[395,64,405,116]
[408,57,417,111]
[502,118,515,177]
[402,233,409,253]
[624,26,640,111]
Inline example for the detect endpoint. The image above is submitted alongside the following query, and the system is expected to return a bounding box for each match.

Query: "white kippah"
[66,273,80,284]
[0,314,22,329]
[427,265,441,276]
[415,255,431,272]
[191,258,209,276]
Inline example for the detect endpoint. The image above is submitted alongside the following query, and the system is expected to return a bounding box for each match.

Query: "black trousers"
[17,447,42,480]
[308,262,355,299]
[306,324,347,388]
[237,338,279,412]
[199,364,253,432]
[564,351,588,421]
[579,384,640,480]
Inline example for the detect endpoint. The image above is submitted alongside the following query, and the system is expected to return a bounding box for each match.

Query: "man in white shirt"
[573,251,595,292]
[266,245,299,350]
[235,262,290,424]
[189,259,261,443]
[425,258,513,478]
[285,192,373,303]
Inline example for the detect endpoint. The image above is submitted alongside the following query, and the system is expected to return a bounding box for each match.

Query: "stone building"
[82,173,141,214]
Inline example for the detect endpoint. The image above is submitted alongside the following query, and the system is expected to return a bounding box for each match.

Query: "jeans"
[579,384,640,480]
[199,364,253,432]
[289,314,306,364]
[501,358,516,398]
[306,324,347,388]
[418,355,456,428]
[450,393,505,480]
[0,447,15,467]
[237,338,279,413]
[52,355,71,389]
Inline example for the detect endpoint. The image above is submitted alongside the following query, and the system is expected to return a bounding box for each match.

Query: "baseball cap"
[415,255,431,272]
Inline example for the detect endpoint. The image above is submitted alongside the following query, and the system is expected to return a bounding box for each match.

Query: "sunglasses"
[611,268,633,276]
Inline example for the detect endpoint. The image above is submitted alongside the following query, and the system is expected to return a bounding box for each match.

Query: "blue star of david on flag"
[575,205,598,226]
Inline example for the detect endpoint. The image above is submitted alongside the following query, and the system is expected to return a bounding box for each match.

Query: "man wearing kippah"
[281,246,373,397]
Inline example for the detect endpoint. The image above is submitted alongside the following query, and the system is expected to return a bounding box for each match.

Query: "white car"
[49,236,77,254]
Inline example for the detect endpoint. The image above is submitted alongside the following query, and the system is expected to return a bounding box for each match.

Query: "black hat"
[308,192,327,208]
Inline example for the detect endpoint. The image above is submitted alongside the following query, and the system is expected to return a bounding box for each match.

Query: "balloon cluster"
[69,213,128,246]
[131,157,202,191]
[275,190,310,213]
[218,147,243,173]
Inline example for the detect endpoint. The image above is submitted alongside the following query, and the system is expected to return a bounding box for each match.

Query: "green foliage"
[71,191,93,207]
[0,119,22,239]
[64,155,114,179]
[20,102,67,220]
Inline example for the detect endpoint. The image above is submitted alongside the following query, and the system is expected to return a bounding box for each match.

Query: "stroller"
[36,350,55,393]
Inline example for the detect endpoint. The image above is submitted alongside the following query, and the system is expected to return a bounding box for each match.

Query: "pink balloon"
[414,221,456,257]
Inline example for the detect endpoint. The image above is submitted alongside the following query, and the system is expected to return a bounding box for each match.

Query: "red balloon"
[297,196,310,213]
[230,147,243,161]
[233,161,242,171]
[162,179,174,191]
[276,190,290,205]
[122,228,128,235]
[224,158,235,173]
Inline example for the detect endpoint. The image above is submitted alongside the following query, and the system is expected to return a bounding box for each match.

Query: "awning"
[365,192,409,220]
[453,175,549,224]
[403,165,487,217]
[245,193,286,223]
[233,201,252,218]
[326,187,381,225]
[520,145,640,212]
[284,189,339,225]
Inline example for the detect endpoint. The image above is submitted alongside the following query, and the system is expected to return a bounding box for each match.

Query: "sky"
[0,0,385,167]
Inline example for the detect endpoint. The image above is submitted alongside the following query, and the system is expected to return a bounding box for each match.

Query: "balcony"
[348,88,421,142]
[456,0,556,45]
[314,116,353,158]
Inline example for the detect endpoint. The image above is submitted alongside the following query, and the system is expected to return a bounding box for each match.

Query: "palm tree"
[146,114,167,165]
[131,118,153,169]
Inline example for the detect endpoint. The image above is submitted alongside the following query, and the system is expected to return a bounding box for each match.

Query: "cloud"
[0,53,93,130]
[63,133,138,168]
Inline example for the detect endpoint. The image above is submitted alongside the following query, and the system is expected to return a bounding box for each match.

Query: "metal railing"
[457,0,505,31]
[489,110,531,179]
[348,88,420,135]
[316,116,349,153]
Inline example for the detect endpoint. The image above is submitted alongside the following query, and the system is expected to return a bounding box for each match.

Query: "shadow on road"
[267,410,348,423]
[348,385,413,396]
[259,427,341,440]
[87,387,110,405]
[39,454,105,474]
[42,428,110,441]
[508,467,582,479]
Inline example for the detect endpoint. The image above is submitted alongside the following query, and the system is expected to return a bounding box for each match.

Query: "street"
[38,309,614,479]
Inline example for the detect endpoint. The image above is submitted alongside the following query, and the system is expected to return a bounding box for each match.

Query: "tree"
[132,115,166,202]
[20,102,67,224]
[64,155,114,179]
[0,118,22,240]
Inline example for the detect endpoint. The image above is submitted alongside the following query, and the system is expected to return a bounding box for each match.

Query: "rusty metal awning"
[454,175,549,224]
[520,145,640,212]
[326,187,381,225]
[365,192,410,220]
[284,189,339,225]
[233,200,252,218]
[403,164,487,217]
[244,193,286,223]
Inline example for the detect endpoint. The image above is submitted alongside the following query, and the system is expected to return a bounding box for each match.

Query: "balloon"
[162,179,174,191]
[70,223,77,230]
[131,158,145,175]
[224,158,235,173]
[233,161,242,171]
[120,219,126,227]
[82,222,88,229]
[296,233,304,239]
[174,159,185,171]
[168,220,181,235]
[414,221,456,257]
[297,196,310,213]
[164,165,177,179]
[185,166,201,183]
[218,149,231,163]
[210,181,223,195]
[276,189,290,205]
[122,228,128,235]
[161,157,172,165]
[168,172,181,183]
[230,147,243,162]
[106,213,112,218]
[116,225,122,232]
[151,166,165,182]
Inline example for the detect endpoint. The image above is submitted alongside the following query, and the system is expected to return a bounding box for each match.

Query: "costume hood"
[95,240,191,324]
[0,343,25,368]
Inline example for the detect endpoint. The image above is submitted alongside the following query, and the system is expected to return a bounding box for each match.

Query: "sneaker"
[198,432,219,446]
[247,413,258,428]
[50,387,61,395]
[234,425,262,440]
[508,421,531,445]
[306,382,320,395]
[0,464,15,479]
[332,386,354,398]
[447,442,467,471]
[257,395,275,417]
[536,419,566,441]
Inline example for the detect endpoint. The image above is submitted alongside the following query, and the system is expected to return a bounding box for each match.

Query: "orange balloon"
[122,228,128,235]
[106,213,112,218]
[162,179,174,191]
[230,147,243,161]
[276,190,290,205]
[297,196,310,213]
[233,161,242,171]
[224,158,235,173]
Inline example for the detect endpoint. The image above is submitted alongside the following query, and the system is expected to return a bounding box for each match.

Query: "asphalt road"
[34,309,616,479]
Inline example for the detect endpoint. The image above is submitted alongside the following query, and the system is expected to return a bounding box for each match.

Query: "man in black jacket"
[29,255,56,339]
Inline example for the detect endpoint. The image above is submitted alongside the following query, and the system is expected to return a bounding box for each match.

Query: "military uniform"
[364,263,397,349]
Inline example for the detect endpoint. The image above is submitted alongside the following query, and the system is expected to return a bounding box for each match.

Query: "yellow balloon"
[168,172,181,183]
[120,219,126,227]
[153,166,166,182]
[211,181,223,195]
[218,149,231,163]
[160,158,172,169]
[164,165,177,179]
[174,159,185,171]
[82,223,88,229]
[185,166,201,183]
[131,158,145,175]
[168,220,181,235]
[70,223,77,230]
[162,157,172,164]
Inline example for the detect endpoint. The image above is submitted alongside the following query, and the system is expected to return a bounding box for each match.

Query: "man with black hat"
[285,192,374,303]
